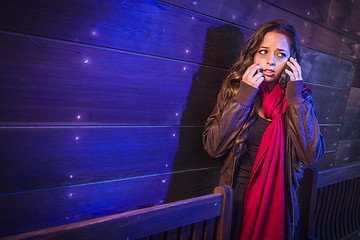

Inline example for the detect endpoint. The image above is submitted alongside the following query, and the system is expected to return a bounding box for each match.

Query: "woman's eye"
[277,52,287,58]
[259,50,267,55]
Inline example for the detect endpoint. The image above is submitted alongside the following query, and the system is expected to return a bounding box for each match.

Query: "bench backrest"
[298,164,360,240]
[2,185,233,240]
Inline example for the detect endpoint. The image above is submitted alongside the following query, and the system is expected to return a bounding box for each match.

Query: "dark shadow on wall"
[166,24,246,203]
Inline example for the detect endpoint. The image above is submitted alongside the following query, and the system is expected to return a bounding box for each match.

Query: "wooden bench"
[1,185,233,240]
[298,164,360,240]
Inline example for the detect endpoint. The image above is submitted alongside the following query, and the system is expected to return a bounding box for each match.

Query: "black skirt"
[232,182,247,240]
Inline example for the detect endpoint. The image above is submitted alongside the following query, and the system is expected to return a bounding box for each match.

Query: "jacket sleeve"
[285,80,325,166]
[202,81,258,158]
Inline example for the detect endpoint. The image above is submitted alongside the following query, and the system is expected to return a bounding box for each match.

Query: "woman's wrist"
[235,81,258,107]
[286,80,304,105]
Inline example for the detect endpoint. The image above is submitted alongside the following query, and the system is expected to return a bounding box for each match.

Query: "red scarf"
[239,82,287,240]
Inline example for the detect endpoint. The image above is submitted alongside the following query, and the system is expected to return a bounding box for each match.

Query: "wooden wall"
[0,0,359,237]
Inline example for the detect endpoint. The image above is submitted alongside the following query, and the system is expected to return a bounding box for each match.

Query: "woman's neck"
[265,81,278,92]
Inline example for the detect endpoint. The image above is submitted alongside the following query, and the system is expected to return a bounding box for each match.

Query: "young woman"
[202,21,324,240]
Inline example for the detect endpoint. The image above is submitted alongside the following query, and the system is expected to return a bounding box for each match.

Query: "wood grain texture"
[160,0,222,17]
[315,152,335,171]
[317,162,360,187]
[263,0,331,26]
[0,0,250,67]
[300,46,355,89]
[347,87,360,107]
[327,0,360,41]
[319,125,342,152]
[220,0,360,62]
[341,107,360,140]
[0,32,349,126]
[307,83,349,124]
[0,126,221,194]
[353,60,360,88]
[0,32,228,126]
[347,0,360,9]
[1,192,223,240]
[0,167,221,237]
[335,139,360,166]
[265,0,360,42]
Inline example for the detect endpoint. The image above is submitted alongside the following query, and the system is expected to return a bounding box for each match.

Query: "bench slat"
[4,193,222,240]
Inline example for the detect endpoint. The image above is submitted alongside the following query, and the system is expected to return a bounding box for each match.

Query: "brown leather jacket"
[203,80,325,238]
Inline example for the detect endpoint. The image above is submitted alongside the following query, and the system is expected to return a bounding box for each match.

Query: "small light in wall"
[175,112,179,116]
[162,179,166,183]
[68,193,73,197]
[66,217,70,220]
[304,22,307,27]
[301,39,304,43]
[191,16,195,20]
[193,1,197,5]
[172,133,176,137]
[70,175,74,179]
[258,4,261,8]
[75,136,79,141]
[183,67,187,70]
[77,115,81,120]
[307,11,310,15]
[185,49,189,53]
[165,164,169,167]
[84,59,89,64]
[254,22,257,26]
[330,163,333,167]
[326,117,329,120]
[232,15,236,20]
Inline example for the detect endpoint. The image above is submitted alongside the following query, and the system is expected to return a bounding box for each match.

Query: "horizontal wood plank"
[335,139,360,166]
[160,0,222,17]
[220,0,360,62]
[0,32,351,125]
[300,46,355,89]
[0,167,221,237]
[0,126,221,194]
[307,83,349,124]
[265,0,360,42]
[347,87,360,107]
[0,0,251,67]
[315,152,335,171]
[0,32,227,126]
[320,125,342,152]
[263,0,331,27]
[327,0,360,41]
[341,107,360,140]
[317,162,360,187]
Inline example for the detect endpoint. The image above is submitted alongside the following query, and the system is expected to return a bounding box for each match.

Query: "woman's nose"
[267,54,276,66]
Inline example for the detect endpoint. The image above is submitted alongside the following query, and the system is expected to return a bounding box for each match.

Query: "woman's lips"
[263,69,275,76]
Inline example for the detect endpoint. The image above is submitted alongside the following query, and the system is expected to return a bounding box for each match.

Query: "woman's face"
[253,31,291,83]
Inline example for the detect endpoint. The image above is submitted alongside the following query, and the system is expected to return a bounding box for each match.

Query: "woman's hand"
[242,63,264,88]
[285,57,303,81]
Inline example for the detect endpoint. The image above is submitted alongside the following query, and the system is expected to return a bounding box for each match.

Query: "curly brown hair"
[219,20,301,156]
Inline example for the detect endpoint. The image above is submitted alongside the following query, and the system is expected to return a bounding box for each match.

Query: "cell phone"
[279,52,296,89]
